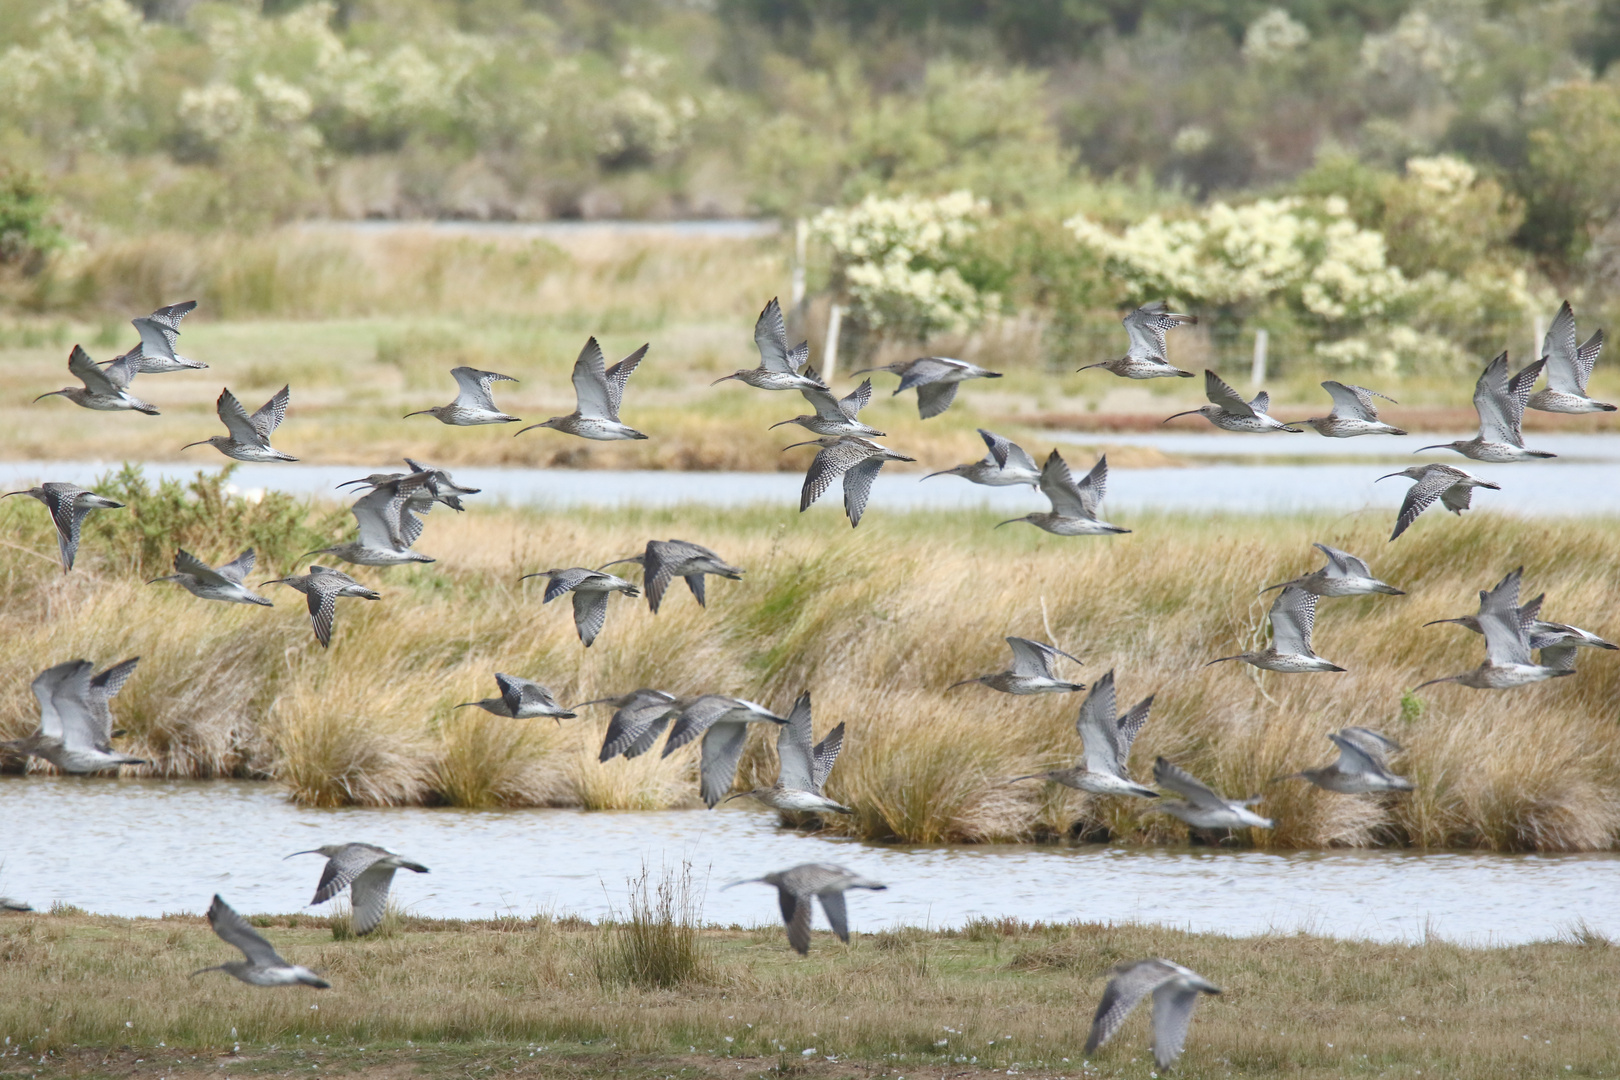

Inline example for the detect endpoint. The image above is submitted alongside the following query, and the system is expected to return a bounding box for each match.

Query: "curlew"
[713,297,825,392]
[1378,463,1500,541]
[1078,301,1198,379]
[1,659,145,774]
[924,428,1041,488]
[149,548,273,606]
[786,435,916,527]
[1528,300,1613,414]
[339,459,479,514]
[183,385,296,462]
[457,673,576,720]
[1085,959,1221,1070]
[727,691,852,816]
[948,636,1085,695]
[1274,727,1413,794]
[771,378,884,438]
[1415,567,1574,690]
[724,863,885,955]
[1208,585,1343,673]
[997,450,1128,535]
[287,843,429,937]
[1261,543,1404,598]
[579,689,681,762]
[308,475,436,566]
[3,483,124,573]
[517,337,648,440]
[599,539,744,613]
[191,895,329,988]
[1417,353,1556,461]
[35,345,158,415]
[1008,670,1157,798]
[1294,381,1407,437]
[1163,369,1301,432]
[660,694,788,807]
[851,355,1002,419]
[106,301,206,373]
[262,565,381,649]
[519,567,639,647]
[1152,758,1272,831]
[406,366,520,425]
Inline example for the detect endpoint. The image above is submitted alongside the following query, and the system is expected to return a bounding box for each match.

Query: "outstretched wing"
[250,386,290,438]
[604,345,648,417]
[811,722,844,791]
[1472,353,1517,444]
[218,548,256,583]
[1203,369,1256,417]
[1152,758,1227,811]
[1392,469,1452,540]
[754,298,792,373]
[572,589,610,647]
[914,380,958,419]
[1542,301,1582,395]
[775,691,816,791]
[838,379,873,419]
[216,388,266,445]
[1037,450,1086,518]
[842,457,886,527]
[349,864,399,936]
[1086,960,1173,1053]
[1075,671,1120,774]
[1267,586,1319,655]
[800,440,866,511]
[207,895,288,967]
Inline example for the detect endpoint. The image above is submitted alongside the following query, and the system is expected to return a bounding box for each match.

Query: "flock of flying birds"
[3,295,1617,1070]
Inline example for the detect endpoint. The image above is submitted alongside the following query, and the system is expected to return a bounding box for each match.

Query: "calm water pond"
[2,779,1615,946]
[4,436,1620,517]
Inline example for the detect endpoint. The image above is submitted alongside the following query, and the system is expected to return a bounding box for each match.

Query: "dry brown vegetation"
[1,488,1617,851]
[0,910,1615,1080]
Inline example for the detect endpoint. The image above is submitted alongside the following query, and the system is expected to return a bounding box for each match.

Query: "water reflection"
[2,779,1615,945]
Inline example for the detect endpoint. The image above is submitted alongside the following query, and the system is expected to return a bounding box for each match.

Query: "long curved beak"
[993,517,1026,529]
[1076,361,1111,371]
[567,697,617,710]
[2,491,23,499]
[722,792,748,804]
[596,556,641,570]
[767,418,798,429]
[1414,445,1449,453]
[719,877,766,890]
[403,409,433,418]
[453,702,478,710]
[180,440,210,450]
[335,478,370,489]
[1411,676,1457,691]
[1374,472,1404,482]
[1161,410,1201,424]
[1258,581,1289,593]
[1005,774,1047,784]
[260,578,288,587]
[1422,618,1466,628]
[32,390,66,402]
[945,678,980,690]
[709,373,740,386]
[1205,656,1242,666]
[848,366,877,376]
[781,440,821,451]
[146,576,173,585]
[921,470,955,481]
[283,850,321,859]
[517,571,548,582]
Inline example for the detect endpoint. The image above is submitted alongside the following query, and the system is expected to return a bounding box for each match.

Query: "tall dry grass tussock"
[2,493,1619,852]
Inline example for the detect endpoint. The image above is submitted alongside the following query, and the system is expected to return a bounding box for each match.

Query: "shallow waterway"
[2,779,1614,946]
[4,433,1620,518]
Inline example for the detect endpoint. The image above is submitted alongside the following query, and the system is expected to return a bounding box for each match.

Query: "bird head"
[180,436,226,451]
[403,407,442,419]
[1413,441,1462,453]
[285,845,346,860]
[1375,466,1426,482]
[1162,405,1219,424]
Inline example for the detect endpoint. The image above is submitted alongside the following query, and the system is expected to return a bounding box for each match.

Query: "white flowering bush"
[0,0,148,152]
[813,191,996,340]
[1242,9,1310,65]
[1066,196,1407,322]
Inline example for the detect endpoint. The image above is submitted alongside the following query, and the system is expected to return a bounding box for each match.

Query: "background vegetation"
[10,0,1620,373]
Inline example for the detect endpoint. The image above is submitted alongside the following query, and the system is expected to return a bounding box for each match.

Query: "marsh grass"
[594,862,711,990]
[2,499,1619,849]
[0,911,1617,1079]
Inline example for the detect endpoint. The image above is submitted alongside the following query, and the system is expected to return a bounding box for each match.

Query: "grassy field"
[0,908,1616,1080]
[3,227,1616,473]
[1,475,1617,850]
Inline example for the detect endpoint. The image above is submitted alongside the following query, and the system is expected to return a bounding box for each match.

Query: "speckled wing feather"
[572,589,610,646]
[775,692,816,791]
[817,890,849,942]
[811,722,843,791]
[800,440,867,511]
[698,721,753,807]
[309,844,386,905]
[604,345,648,417]
[1075,671,1120,775]
[250,385,290,438]
[1203,370,1256,417]
[349,864,399,936]
[1267,586,1319,655]
[754,298,791,373]
[217,548,256,583]
[208,895,287,967]
[1152,758,1227,811]
[1086,959,1172,1054]
[842,457,885,526]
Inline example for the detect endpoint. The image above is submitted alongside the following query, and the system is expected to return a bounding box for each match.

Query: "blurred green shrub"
[83,464,348,581]
[0,170,66,275]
